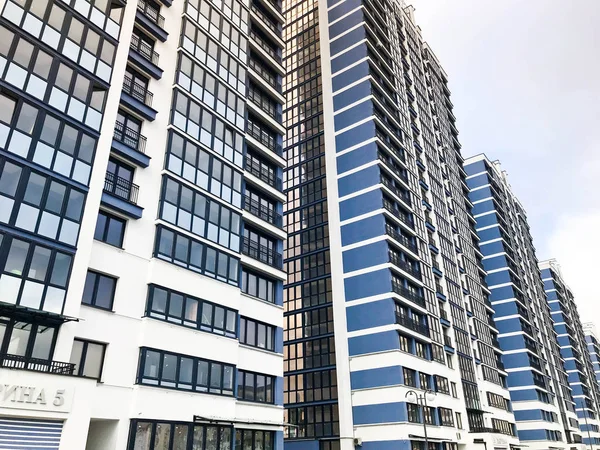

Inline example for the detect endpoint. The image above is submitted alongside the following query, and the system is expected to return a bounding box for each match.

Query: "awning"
[409,434,456,443]
[0,302,79,324]
[193,415,290,428]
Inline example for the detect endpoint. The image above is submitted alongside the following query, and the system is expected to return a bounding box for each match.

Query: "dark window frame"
[70,338,106,380]
[239,316,275,351]
[94,210,126,247]
[146,284,237,337]
[82,270,117,311]
[236,369,275,404]
[128,420,234,450]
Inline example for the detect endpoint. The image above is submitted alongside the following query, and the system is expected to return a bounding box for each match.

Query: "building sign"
[0,384,72,413]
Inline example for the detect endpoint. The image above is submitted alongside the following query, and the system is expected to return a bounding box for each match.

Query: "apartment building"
[281,3,518,450]
[540,260,600,449]
[0,0,286,448]
[584,323,600,396]
[464,155,585,450]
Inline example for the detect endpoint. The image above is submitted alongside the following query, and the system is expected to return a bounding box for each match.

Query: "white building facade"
[0,0,286,448]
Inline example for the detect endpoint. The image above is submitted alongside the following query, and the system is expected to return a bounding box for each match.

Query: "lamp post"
[406,389,436,450]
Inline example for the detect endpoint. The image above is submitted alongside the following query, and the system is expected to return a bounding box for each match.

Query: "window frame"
[82,270,117,311]
[236,369,275,404]
[239,316,276,351]
[94,210,126,247]
[70,338,106,380]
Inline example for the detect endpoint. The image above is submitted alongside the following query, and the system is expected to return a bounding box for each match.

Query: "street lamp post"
[406,389,437,450]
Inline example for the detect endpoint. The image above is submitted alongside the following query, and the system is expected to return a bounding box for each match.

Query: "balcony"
[249,56,282,93]
[396,313,430,337]
[243,195,282,228]
[244,157,282,191]
[121,75,157,121]
[136,0,168,41]
[384,224,418,255]
[251,3,281,37]
[391,280,426,309]
[383,201,414,231]
[129,34,163,79]
[0,354,75,375]
[376,130,406,163]
[381,176,411,207]
[444,335,453,348]
[112,120,150,167]
[248,84,281,123]
[250,30,282,65]
[101,172,143,219]
[247,119,282,156]
[470,427,496,434]
[241,236,282,269]
[389,251,421,280]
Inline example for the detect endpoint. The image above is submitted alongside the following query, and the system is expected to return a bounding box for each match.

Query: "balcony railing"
[243,195,282,228]
[137,0,165,28]
[113,120,147,154]
[250,30,281,62]
[378,152,409,184]
[0,354,75,375]
[383,201,414,230]
[241,236,282,268]
[244,158,282,191]
[247,120,282,155]
[444,335,453,347]
[376,130,406,163]
[470,426,496,434]
[391,279,426,309]
[384,224,418,254]
[251,3,279,34]
[389,251,421,280]
[248,85,281,122]
[123,74,154,107]
[396,313,430,337]
[104,172,140,204]
[381,177,411,206]
[130,33,159,65]
[249,57,281,92]
[440,309,448,321]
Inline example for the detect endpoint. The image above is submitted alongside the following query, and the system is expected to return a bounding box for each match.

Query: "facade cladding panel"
[282,2,518,450]
[0,0,285,448]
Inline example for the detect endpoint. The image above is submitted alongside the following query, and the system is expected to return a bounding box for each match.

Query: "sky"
[407,1,600,330]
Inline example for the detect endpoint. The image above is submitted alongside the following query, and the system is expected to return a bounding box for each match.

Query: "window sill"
[239,342,282,357]
[81,303,115,313]
[93,239,125,251]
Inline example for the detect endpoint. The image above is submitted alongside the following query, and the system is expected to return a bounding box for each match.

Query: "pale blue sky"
[409,1,600,327]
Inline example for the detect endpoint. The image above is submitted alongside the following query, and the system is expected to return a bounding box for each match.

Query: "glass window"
[94,211,126,247]
[237,370,275,404]
[239,317,276,351]
[82,271,117,310]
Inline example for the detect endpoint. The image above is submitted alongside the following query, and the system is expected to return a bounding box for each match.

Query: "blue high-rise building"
[584,323,600,398]
[282,5,518,450]
[465,155,584,450]
[540,260,600,448]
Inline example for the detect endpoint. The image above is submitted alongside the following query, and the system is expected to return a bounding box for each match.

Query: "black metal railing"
[104,172,139,204]
[248,85,281,122]
[244,158,282,191]
[375,130,406,163]
[470,426,496,434]
[249,57,281,92]
[384,224,418,254]
[378,152,409,183]
[396,313,430,337]
[383,201,414,230]
[435,283,445,295]
[247,120,281,155]
[391,279,425,309]
[251,3,279,33]
[137,0,165,28]
[0,354,75,375]
[242,236,282,268]
[243,196,282,228]
[381,177,411,206]
[250,30,281,62]
[389,251,421,280]
[262,0,282,12]
[123,74,154,107]
[444,335,453,347]
[440,309,448,321]
[130,34,160,65]
[113,120,147,154]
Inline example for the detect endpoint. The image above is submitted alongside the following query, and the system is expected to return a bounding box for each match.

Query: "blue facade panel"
[335,120,375,153]
[337,142,378,174]
[344,269,391,300]
[330,28,365,57]
[350,365,403,390]
[348,330,399,356]
[353,402,406,425]
[332,61,369,92]
[334,100,373,131]
[342,240,388,273]
[341,214,385,246]
[328,0,362,21]
[346,298,395,332]
[329,9,363,39]
[333,80,372,112]
[339,189,382,221]
[338,164,379,197]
